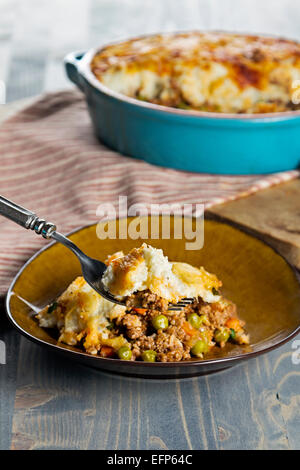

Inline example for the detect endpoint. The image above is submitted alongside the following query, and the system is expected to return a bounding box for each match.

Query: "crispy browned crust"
[106,248,145,297]
[91,31,300,113]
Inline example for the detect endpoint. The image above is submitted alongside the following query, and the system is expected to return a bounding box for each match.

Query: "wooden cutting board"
[1,98,300,269]
[208,178,300,270]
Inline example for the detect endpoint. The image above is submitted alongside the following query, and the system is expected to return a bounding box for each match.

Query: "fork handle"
[0,195,56,239]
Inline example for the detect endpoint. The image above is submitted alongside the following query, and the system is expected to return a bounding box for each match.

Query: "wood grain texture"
[0,0,300,451]
[208,179,300,270]
[6,333,299,450]
[0,300,20,451]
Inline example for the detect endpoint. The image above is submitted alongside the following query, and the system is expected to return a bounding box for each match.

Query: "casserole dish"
[64,32,300,174]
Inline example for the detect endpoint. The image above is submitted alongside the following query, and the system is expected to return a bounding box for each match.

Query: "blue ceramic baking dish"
[64,45,300,175]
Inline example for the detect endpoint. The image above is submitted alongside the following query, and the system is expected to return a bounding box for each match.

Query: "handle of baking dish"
[64,51,85,92]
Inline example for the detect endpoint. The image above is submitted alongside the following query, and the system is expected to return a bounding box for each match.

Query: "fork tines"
[168,297,194,311]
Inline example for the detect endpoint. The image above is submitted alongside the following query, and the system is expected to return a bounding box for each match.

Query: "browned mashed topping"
[91,31,300,113]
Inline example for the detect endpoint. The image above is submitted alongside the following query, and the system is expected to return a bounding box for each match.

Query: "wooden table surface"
[1,0,300,451]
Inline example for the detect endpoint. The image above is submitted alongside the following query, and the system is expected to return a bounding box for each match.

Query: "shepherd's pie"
[37,244,249,362]
[91,31,300,114]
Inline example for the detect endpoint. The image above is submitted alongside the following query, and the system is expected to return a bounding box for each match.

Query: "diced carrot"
[100,346,115,358]
[132,307,147,315]
[182,321,198,337]
[225,317,242,331]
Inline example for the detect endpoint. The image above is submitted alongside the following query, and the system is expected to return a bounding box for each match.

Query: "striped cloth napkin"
[0,90,298,295]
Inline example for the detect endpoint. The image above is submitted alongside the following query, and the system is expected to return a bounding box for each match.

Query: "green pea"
[188,313,207,329]
[191,339,210,356]
[212,287,220,296]
[152,314,169,331]
[214,328,230,344]
[188,313,201,329]
[117,346,132,361]
[141,350,157,362]
[230,328,236,340]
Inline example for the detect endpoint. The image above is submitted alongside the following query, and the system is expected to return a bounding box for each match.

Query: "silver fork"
[0,196,193,311]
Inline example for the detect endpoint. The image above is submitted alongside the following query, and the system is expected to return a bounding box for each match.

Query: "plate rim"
[5,217,300,369]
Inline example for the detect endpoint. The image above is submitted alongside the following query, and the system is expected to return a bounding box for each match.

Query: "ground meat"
[120,314,147,339]
[186,298,237,330]
[126,290,169,312]
[131,334,156,359]
[155,331,191,362]
[113,292,249,362]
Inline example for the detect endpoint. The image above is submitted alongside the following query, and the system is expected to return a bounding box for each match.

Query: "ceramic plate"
[6,217,300,379]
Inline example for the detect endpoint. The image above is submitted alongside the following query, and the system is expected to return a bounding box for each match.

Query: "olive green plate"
[6,217,300,379]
